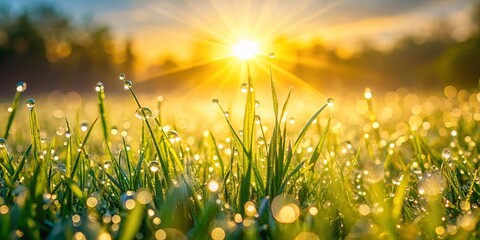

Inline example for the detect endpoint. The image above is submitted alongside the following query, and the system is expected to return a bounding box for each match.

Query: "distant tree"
[0,4,119,95]
[122,38,135,76]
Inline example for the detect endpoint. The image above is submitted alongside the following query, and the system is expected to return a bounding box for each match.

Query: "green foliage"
[0,72,480,240]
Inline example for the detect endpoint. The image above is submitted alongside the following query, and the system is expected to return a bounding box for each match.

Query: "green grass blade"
[65,178,86,202]
[292,103,328,153]
[70,117,98,178]
[119,201,145,240]
[277,161,305,194]
[308,118,330,169]
[96,82,109,142]
[3,91,21,139]
[10,144,32,184]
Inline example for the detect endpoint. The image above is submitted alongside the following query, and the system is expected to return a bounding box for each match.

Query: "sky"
[1,0,477,67]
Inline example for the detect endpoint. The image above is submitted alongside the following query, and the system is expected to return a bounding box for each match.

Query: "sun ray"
[139,0,343,98]
[139,56,230,82]
[255,58,323,96]
[261,1,342,40]
[255,0,315,38]
[181,60,239,98]
[148,3,231,44]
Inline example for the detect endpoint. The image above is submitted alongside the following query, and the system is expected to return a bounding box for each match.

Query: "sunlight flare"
[232,40,259,60]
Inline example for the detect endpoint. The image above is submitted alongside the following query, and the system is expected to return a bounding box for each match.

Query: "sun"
[232,40,259,60]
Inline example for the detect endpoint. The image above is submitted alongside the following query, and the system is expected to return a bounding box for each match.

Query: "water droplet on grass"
[255,115,261,124]
[26,98,35,108]
[241,83,248,93]
[149,161,160,173]
[80,121,88,132]
[16,81,27,92]
[103,161,112,169]
[0,138,6,148]
[119,73,126,80]
[123,80,132,89]
[327,98,334,107]
[135,107,153,119]
[212,99,219,105]
[442,148,451,159]
[57,163,66,175]
[95,82,104,92]
[364,88,372,99]
[289,117,295,124]
[269,52,275,58]
[167,130,180,143]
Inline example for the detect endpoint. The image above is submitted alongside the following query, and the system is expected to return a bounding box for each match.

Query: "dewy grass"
[0,71,480,240]
[3,82,27,140]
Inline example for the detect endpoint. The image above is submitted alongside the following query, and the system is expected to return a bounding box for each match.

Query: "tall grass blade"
[3,91,21,139]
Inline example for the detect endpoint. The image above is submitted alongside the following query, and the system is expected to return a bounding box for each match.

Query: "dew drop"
[124,80,132,89]
[255,115,261,124]
[111,126,118,136]
[149,161,160,173]
[442,148,451,159]
[167,130,181,143]
[241,83,248,93]
[16,81,27,92]
[255,100,260,108]
[135,107,154,119]
[257,137,265,145]
[26,98,35,109]
[103,161,112,169]
[269,52,275,58]
[80,121,88,132]
[289,117,296,124]
[95,82,104,92]
[57,163,67,175]
[119,73,126,81]
[212,99,219,105]
[327,98,334,107]
[364,88,372,99]
[0,138,6,148]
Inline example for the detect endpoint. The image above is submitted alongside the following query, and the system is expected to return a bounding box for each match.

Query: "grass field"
[0,74,479,240]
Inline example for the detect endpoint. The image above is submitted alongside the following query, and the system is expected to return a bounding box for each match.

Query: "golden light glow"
[232,40,259,60]
[271,195,300,224]
[137,1,339,99]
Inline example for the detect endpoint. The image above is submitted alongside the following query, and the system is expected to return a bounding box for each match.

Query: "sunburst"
[140,0,342,98]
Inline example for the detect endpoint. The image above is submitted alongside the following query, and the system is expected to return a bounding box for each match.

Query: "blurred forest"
[0,4,480,96]
[294,3,480,92]
[0,4,133,96]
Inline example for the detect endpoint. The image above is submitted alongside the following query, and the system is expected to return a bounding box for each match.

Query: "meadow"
[0,73,479,240]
